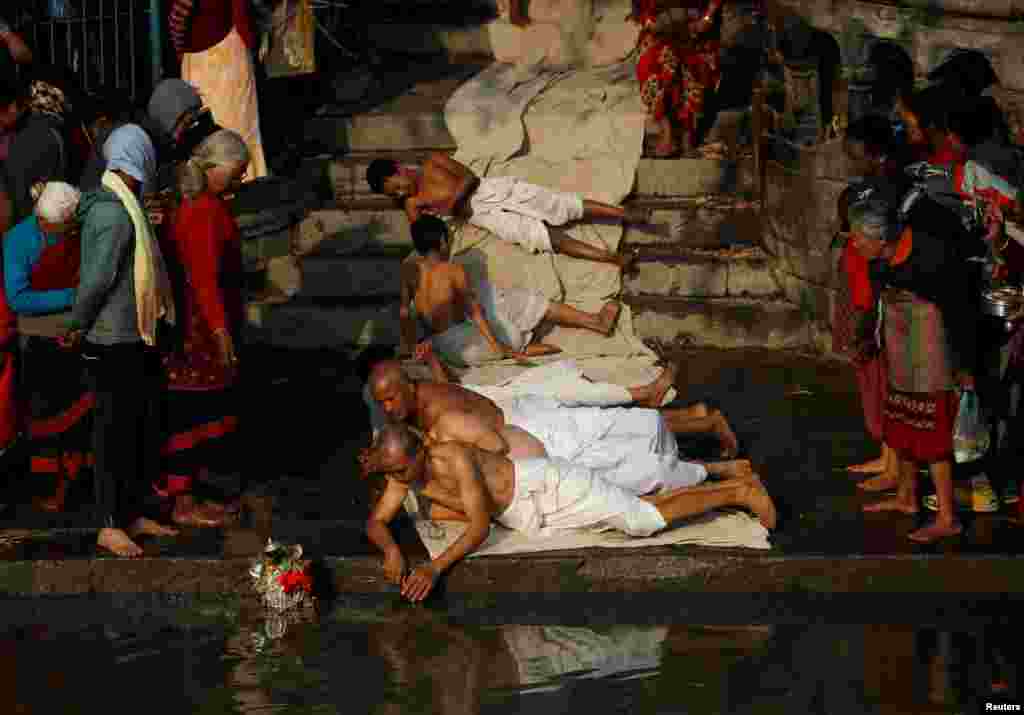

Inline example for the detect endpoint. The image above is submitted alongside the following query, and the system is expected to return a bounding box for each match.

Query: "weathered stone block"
[291,210,414,256]
[625,261,729,297]
[245,300,401,349]
[768,238,835,287]
[298,257,403,299]
[727,260,781,298]
[631,299,812,349]
[634,158,756,197]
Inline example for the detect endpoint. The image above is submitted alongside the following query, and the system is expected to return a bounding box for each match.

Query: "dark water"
[0,596,1020,714]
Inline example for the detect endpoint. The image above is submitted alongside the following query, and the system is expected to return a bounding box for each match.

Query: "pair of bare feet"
[97,518,179,558]
[861,496,963,544]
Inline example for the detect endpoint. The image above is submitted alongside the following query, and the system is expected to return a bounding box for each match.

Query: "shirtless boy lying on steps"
[364,424,777,602]
[402,215,623,365]
[366,154,650,270]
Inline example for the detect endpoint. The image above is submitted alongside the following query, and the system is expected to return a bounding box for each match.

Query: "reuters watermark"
[985,704,1022,712]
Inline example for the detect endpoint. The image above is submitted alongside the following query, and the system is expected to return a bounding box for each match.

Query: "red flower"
[276,568,313,595]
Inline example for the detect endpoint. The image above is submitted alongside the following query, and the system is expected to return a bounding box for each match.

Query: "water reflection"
[0,603,1019,714]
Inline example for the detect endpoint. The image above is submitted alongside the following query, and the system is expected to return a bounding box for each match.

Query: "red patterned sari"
[633,0,721,147]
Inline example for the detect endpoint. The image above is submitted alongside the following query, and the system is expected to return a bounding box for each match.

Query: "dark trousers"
[83,340,162,528]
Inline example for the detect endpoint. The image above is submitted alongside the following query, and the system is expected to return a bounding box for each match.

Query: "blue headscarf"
[103,124,157,191]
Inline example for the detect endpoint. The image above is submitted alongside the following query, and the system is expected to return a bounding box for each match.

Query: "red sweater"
[169,192,243,337]
[169,0,255,57]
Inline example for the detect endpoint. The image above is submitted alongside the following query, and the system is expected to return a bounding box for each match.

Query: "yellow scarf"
[101,171,176,345]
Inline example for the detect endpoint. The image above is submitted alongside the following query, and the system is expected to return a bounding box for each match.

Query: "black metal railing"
[8,0,155,101]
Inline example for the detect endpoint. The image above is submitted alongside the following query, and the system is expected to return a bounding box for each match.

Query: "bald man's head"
[369,360,416,422]
[366,423,424,483]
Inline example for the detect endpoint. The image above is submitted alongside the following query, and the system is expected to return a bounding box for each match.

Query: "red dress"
[162,192,243,392]
[633,0,721,146]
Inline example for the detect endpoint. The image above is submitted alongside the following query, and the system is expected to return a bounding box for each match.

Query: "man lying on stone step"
[361,361,742,500]
[365,155,651,270]
[364,423,776,601]
[401,215,625,366]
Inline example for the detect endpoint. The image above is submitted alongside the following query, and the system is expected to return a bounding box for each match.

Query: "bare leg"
[97,528,144,557]
[847,450,887,474]
[629,363,679,408]
[701,459,753,480]
[128,517,179,537]
[856,444,900,492]
[541,300,621,336]
[661,407,739,458]
[549,234,632,269]
[520,342,563,358]
[651,117,679,157]
[908,460,962,543]
[644,475,776,529]
[862,452,919,514]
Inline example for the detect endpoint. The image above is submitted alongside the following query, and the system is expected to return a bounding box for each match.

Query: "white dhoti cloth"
[500,458,668,538]
[501,395,707,494]
[430,279,550,367]
[468,176,585,253]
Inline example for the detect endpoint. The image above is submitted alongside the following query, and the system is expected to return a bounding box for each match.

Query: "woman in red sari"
[630,0,722,157]
[161,129,249,526]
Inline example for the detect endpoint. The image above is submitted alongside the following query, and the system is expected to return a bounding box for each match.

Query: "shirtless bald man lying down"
[364,423,777,602]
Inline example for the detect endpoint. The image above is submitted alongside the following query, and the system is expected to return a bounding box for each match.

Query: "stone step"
[265,243,777,301]
[629,296,827,353]
[625,249,779,300]
[243,293,828,352]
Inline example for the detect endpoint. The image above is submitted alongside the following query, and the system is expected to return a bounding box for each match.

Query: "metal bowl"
[982,288,1024,319]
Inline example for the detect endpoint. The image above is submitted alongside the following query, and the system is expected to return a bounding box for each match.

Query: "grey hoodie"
[68,188,140,344]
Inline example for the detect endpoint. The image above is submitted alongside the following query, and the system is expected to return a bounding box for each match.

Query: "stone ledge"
[4,550,1024,596]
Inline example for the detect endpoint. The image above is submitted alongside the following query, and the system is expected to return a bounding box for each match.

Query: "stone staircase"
[243,53,841,355]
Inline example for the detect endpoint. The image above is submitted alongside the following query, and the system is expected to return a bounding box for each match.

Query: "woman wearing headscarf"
[160,129,249,527]
[61,124,178,557]
[169,0,268,182]
[853,178,980,543]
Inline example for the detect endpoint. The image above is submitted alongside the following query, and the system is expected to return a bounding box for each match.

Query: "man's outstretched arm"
[365,478,412,584]
[401,447,491,602]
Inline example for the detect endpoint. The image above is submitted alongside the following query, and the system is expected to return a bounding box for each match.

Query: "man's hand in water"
[382,549,406,585]
[401,563,440,602]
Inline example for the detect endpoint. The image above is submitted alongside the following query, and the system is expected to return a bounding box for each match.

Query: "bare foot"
[856,473,899,492]
[847,456,886,474]
[598,302,623,336]
[639,363,679,408]
[711,409,739,459]
[908,520,963,543]
[97,527,144,557]
[127,517,179,538]
[741,478,777,529]
[705,459,753,480]
[862,497,918,515]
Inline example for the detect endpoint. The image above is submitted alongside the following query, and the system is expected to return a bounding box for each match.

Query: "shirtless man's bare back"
[400,216,622,361]
[365,424,776,602]
[366,153,650,270]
